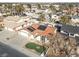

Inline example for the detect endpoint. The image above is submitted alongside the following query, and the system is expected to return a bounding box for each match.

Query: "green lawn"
[25,42,46,53]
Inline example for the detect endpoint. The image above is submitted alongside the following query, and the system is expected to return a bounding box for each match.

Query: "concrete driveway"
[0,29,40,57]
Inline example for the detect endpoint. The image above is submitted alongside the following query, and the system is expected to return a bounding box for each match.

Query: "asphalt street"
[0,42,28,57]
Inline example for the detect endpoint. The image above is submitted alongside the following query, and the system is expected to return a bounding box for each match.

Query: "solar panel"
[27,26,36,32]
[37,25,47,31]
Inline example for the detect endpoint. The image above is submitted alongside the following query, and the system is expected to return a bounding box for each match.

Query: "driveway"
[0,29,40,57]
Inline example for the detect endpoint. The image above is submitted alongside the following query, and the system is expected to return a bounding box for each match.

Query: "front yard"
[25,42,46,54]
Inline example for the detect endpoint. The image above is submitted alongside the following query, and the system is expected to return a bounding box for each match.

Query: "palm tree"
[37,4,41,9]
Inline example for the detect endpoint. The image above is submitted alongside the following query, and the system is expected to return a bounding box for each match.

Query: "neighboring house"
[25,12,40,18]
[4,16,29,30]
[63,9,69,14]
[23,4,30,12]
[44,9,52,14]
[35,9,44,13]
[22,23,56,42]
[13,23,56,42]
[31,4,38,12]
[61,24,79,37]
[4,16,20,22]
[71,16,79,24]
[4,16,19,29]
[44,14,50,22]
[53,4,59,10]
[4,20,22,32]
[41,4,50,10]
[51,15,60,22]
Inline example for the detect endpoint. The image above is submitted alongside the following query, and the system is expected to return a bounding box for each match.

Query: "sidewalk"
[0,29,40,57]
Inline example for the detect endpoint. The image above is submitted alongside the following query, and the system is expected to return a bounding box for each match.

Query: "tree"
[49,4,56,14]
[15,4,25,15]
[27,4,31,12]
[0,3,3,6]
[4,4,13,10]
[59,4,74,15]
[2,4,13,16]
[59,4,67,12]
[39,13,46,22]
[68,4,74,9]
[6,4,12,9]
[60,15,71,24]
[0,17,4,31]
[67,4,74,15]
[6,4,13,15]
[37,4,41,9]
[45,32,77,57]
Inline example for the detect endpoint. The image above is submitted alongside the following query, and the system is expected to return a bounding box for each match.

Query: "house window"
[70,33,74,36]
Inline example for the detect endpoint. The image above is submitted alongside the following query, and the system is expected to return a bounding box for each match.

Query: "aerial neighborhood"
[0,3,79,57]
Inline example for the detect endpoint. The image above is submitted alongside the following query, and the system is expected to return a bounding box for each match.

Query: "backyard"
[25,42,46,54]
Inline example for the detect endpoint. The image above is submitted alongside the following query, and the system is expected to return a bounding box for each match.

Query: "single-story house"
[13,23,56,42]
[61,24,79,37]
[23,23,56,37]
[71,15,79,24]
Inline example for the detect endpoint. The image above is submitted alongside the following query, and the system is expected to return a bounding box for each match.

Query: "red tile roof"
[23,23,55,36]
